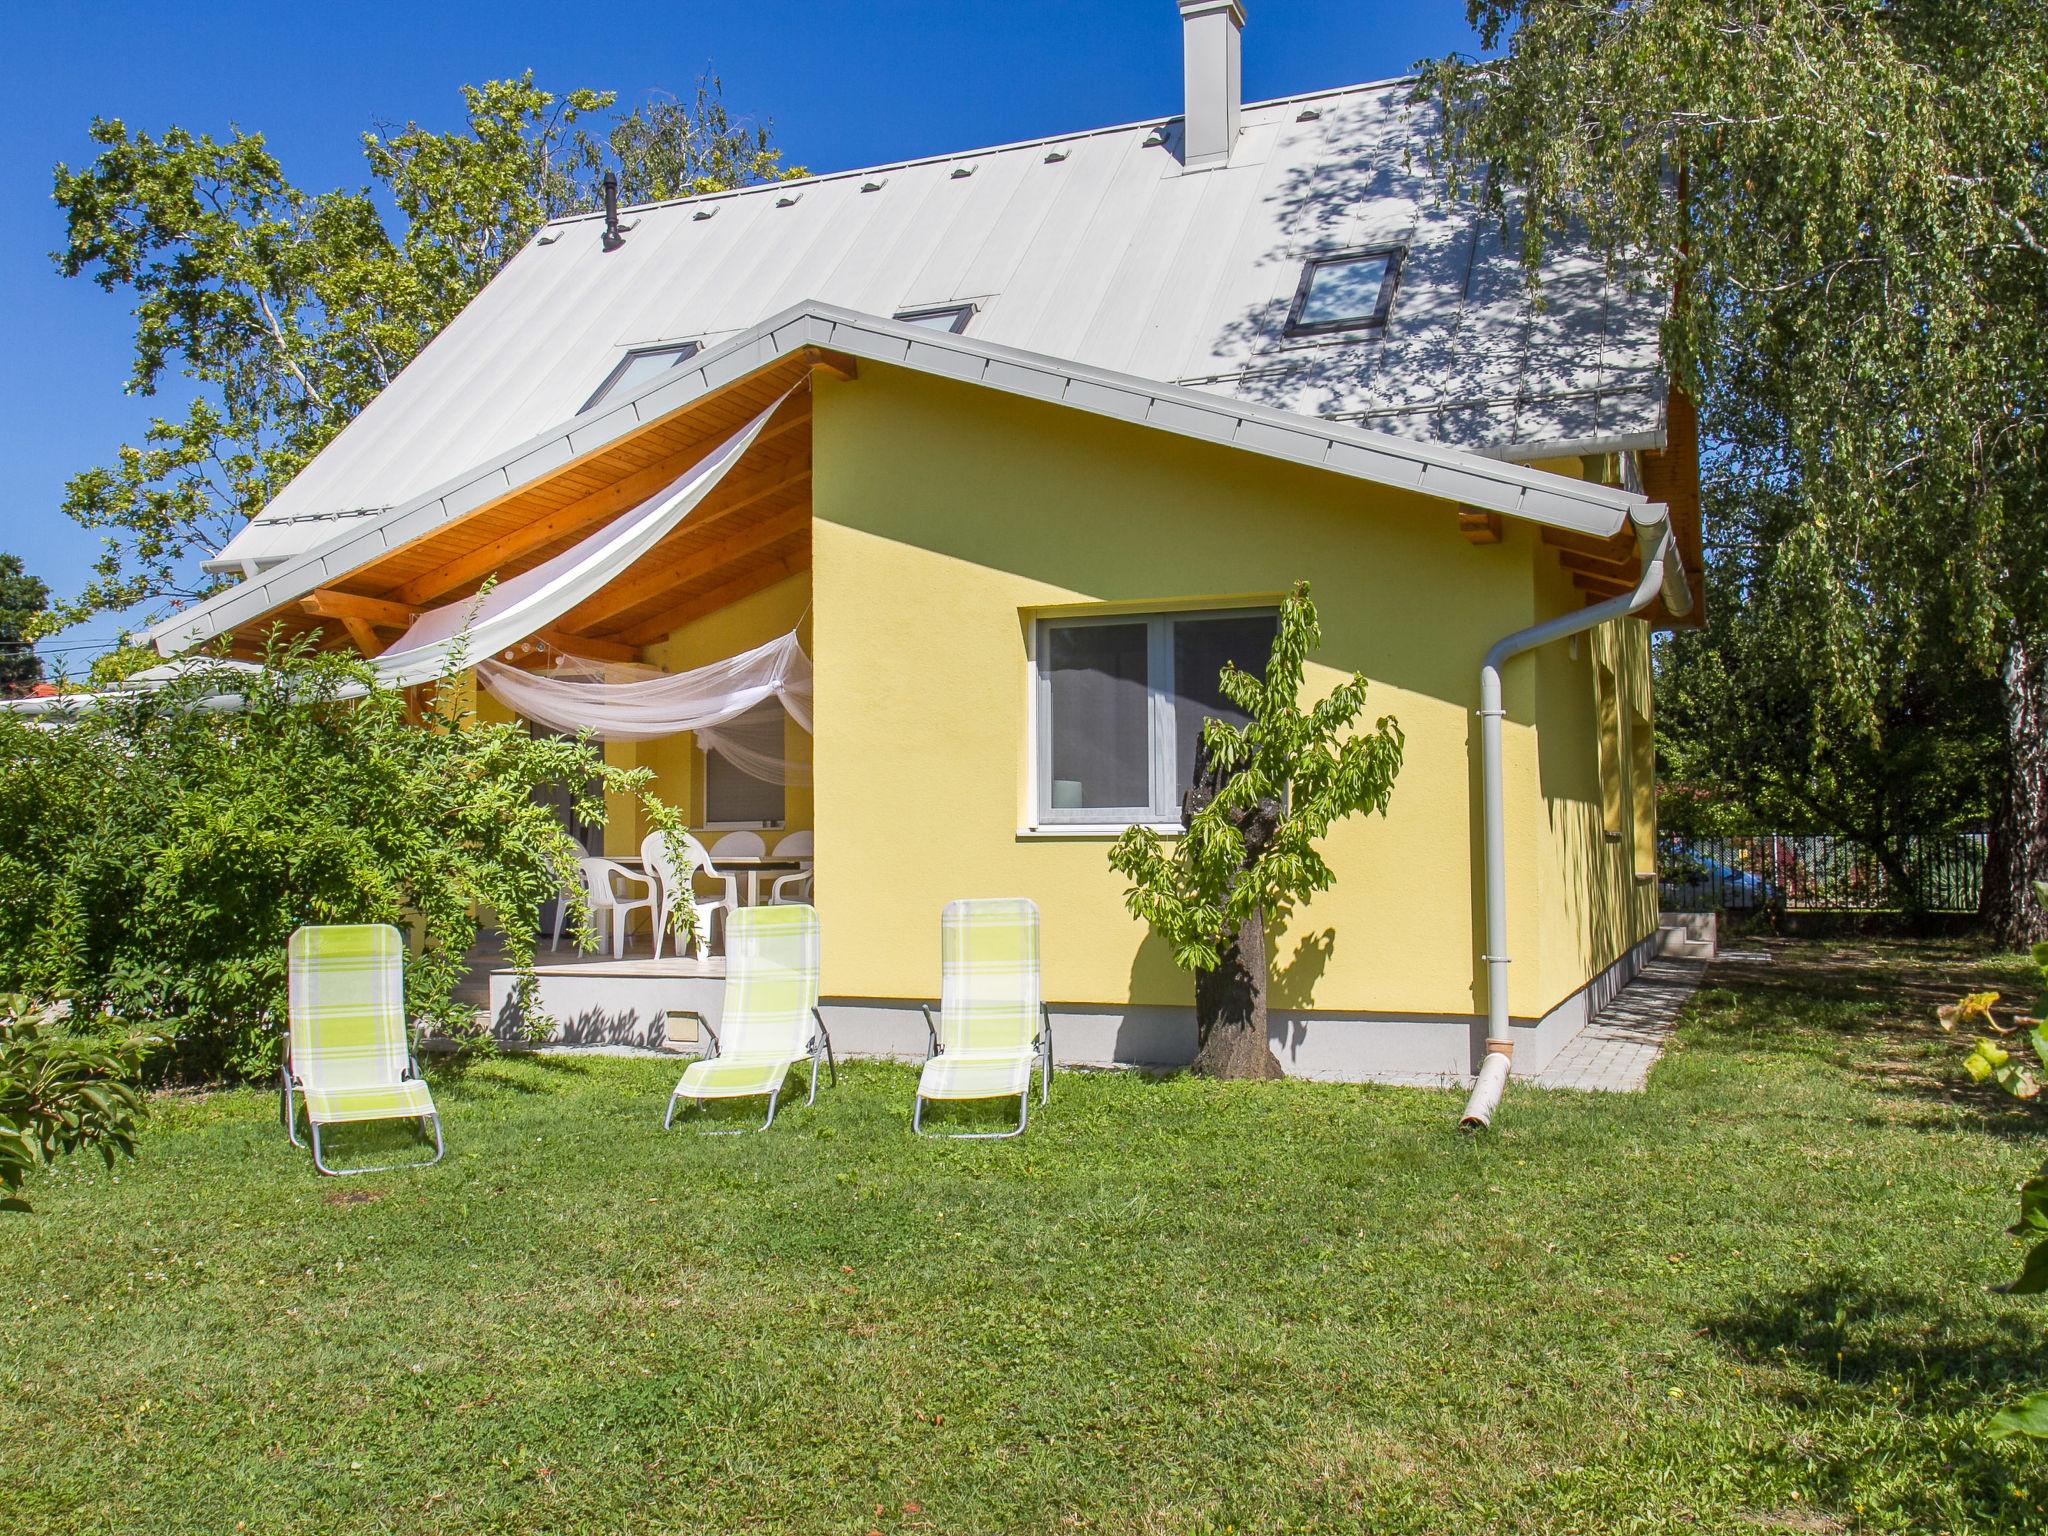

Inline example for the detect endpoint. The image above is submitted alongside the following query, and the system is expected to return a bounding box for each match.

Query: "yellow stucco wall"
[808,364,1660,1019]
[634,575,814,848]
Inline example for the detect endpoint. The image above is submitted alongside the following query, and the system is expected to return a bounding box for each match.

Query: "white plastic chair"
[709,830,768,859]
[770,830,814,904]
[572,856,658,960]
[643,831,737,960]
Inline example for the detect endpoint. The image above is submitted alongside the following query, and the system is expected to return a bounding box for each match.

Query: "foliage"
[1109,583,1404,972]
[0,554,48,697]
[1937,879,2048,1437]
[0,639,679,1079]
[0,993,148,1213]
[1653,480,2004,866]
[6,940,2048,1530]
[1417,1,2048,939]
[45,72,800,633]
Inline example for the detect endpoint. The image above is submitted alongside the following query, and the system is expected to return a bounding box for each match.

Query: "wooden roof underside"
[226,352,844,663]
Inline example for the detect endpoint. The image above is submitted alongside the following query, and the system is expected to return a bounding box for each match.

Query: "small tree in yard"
[1109,584,1404,1079]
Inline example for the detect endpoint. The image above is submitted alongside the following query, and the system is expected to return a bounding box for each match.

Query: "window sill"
[1016,823,1183,841]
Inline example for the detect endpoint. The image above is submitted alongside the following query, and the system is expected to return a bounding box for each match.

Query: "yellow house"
[145,6,1701,1085]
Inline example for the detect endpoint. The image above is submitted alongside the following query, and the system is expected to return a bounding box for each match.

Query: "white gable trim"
[151,303,1661,655]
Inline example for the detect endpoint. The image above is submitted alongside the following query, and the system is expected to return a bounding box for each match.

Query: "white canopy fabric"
[370,395,789,689]
[475,631,813,785]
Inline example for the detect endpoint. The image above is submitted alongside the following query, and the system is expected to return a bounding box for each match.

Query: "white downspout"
[1459,505,1692,1129]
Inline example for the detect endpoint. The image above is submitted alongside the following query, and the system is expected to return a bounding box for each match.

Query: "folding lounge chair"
[281,924,444,1177]
[664,903,834,1133]
[915,897,1053,1139]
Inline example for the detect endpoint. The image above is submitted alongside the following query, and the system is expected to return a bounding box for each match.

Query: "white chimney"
[1178,0,1245,170]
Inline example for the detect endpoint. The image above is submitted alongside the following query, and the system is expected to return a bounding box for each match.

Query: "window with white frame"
[701,700,785,827]
[1035,608,1279,825]
[582,341,702,412]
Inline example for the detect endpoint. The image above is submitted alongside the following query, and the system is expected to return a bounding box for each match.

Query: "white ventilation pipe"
[1460,505,1691,1129]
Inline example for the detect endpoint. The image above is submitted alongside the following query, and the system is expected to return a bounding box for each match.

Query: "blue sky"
[0,1,1481,666]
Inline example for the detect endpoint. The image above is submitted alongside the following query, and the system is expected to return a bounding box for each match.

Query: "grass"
[4,938,2048,1534]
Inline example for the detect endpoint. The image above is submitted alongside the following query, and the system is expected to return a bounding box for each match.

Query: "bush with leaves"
[0,995,148,1213]
[0,639,678,1079]
[1937,879,2048,1439]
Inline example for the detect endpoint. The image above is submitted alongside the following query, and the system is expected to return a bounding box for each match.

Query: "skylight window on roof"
[894,305,976,335]
[582,342,702,412]
[1284,248,1404,337]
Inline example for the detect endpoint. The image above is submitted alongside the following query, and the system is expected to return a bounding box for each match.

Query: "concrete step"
[1657,912,1718,961]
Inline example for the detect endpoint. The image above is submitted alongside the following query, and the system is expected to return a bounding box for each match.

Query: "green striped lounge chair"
[664,903,834,1133]
[915,898,1053,1139]
[282,924,443,1177]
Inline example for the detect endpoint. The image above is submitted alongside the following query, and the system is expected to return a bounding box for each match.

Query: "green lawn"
[5,940,2047,1534]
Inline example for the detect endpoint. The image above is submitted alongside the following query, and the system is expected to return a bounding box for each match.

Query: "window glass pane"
[1047,622,1150,811]
[587,343,700,410]
[1296,253,1393,329]
[704,701,785,825]
[1171,614,1277,789]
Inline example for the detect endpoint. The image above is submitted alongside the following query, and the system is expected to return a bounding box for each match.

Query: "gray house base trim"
[488,928,1661,1086]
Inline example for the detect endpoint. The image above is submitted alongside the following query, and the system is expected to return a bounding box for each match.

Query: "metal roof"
[150,304,1664,655]
[212,78,1667,570]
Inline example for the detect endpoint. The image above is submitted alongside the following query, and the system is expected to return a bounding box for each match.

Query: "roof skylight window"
[894,305,976,335]
[1284,248,1405,337]
[582,342,702,412]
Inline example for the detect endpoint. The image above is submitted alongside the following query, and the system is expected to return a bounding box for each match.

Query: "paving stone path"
[1533,955,1705,1092]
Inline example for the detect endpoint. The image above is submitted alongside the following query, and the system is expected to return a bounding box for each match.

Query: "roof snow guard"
[149,305,1671,658]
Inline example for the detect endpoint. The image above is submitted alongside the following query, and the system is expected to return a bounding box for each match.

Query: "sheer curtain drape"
[476,630,812,786]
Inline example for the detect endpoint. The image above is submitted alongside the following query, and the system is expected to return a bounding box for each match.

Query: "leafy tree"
[47,73,801,634]
[0,555,48,697]
[1108,585,1405,1078]
[0,996,148,1213]
[1654,480,2004,905]
[0,638,679,1079]
[1417,1,2048,943]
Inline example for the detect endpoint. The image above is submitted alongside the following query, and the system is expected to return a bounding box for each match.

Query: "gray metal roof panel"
[213,79,1667,568]
[152,303,1659,654]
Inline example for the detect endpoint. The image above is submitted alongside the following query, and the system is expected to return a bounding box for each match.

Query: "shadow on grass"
[1687,939,2046,1137]
[421,1048,603,1098]
[1703,1274,2047,1524]
[1707,1274,2043,1397]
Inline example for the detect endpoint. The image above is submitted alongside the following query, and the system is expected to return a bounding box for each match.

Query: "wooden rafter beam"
[389,404,812,609]
[614,556,809,648]
[1572,571,1633,598]
[534,627,639,664]
[1555,548,1640,581]
[1457,505,1504,545]
[1541,526,1637,561]
[301,588,420,629]
[804,349,858,382]
[568,504,811,632]
[338,617,384,656]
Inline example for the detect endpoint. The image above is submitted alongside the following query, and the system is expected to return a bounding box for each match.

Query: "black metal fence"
[1658,833,1987,914]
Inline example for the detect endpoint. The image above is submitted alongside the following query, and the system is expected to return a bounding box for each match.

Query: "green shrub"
[0,994,147,1212]
[0,640,673,1079]
[1936,880,2048,1439]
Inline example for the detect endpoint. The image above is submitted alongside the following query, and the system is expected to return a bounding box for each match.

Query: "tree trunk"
[1181,747,1284,1080]
[1984,632,2048,949]
[1190,905,1282,1079]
